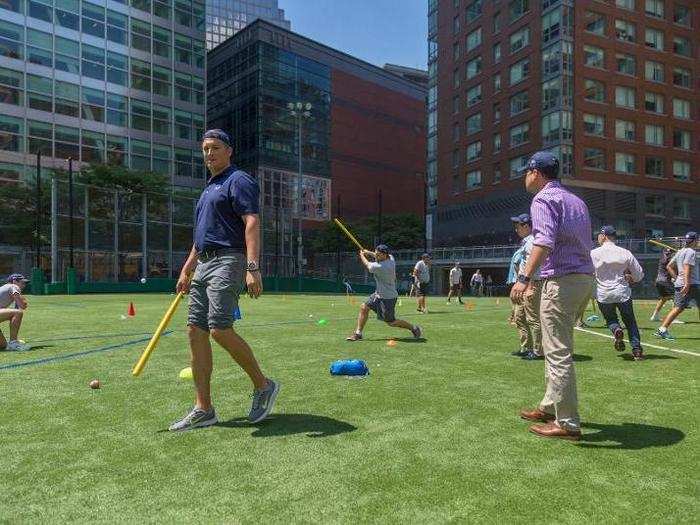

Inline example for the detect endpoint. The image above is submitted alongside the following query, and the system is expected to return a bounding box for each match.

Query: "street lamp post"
[287,101,312,292]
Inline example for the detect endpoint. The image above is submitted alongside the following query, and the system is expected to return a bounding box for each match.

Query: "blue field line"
[0,331,172,371]
[30,332,156,344]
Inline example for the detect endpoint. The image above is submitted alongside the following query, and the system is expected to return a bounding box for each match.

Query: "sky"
[278,0,428,70]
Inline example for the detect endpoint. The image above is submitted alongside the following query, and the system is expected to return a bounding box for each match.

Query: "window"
[467,169,482,189]
[0,114,24,152]
[645,0,664,18]
[673,160,690,182]
[467,28,482,51]
[615,86,635,108]
[615,20,635,42]
[107,10,128,45]
[453,15,460,35]
[645,29,664,50]
[466,0,482,22]
[616,54,636,75]
[453,149,460,169]
[584,46,604,68]
[493,11,501,32]
[647,158,666,178]
[466,141,482,162]
[510,90,529,115]
[466,57,482,79]
[106,93,128,127]
[153,26,172,59]
[466,113,482,134]
[645,194,664,214]
[673,129,691,149]
[29,0,53,22]
[494,102,501,122]
[0,20,23,60]
[508,0,529,22]
[615,120,635,141]
[453,42,460,61]
[494,73,501,92]
[645,124,664,145]
[616,0,634,10]
[645,61,664,82]
[453,123,460,142]
[585,79,605,103]
[644,92,664,113]
[673,98,690,119]
[584,148,605,170]
[454,68,461,89]
[674,4,691,26]
[672,67,691,88]
[494,164,501,184]
[510,58,529,85]
[542,9,562,43]
[509,155,529,179]
[494,133,502,152]
[107,51,128,86]
[542,112,573,144]
[615,153,635,174]
[584,114,604,136]
[467,84,482,107]
[509,27,530,53]
[510,122,530,147]
[673,36,691,57]
[493,43,501,63]
[585,11,605,35]
[673,199,690,220]
[453,95,460,114]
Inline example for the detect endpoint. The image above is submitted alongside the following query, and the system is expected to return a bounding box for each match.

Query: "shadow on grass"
[216,413,357,438]
[617,353,677,361]
[573,354,592,362]
[365,337,427,344]
[578,422,684,449]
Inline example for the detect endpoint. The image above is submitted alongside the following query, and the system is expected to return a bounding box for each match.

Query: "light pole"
[287,101,312,291]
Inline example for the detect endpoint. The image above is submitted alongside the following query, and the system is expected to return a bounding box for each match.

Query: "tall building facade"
[206,0,290,49]
[432,0,699,246]
[0,0,206,189]
[208,20,426,276]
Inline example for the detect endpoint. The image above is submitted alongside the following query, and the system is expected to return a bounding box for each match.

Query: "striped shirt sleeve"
[530,196,557,250]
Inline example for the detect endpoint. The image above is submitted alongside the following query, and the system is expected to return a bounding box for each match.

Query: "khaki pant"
[538,274,594,430]
[515,281,542,354]
[514,303,530,350]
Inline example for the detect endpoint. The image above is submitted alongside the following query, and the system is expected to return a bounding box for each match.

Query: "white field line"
[575,326,700,357]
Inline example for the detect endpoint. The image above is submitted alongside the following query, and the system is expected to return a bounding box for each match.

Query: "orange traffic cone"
[127,302,136,317]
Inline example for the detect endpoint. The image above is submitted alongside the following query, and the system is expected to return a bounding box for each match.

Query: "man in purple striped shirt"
[510,151,594,441]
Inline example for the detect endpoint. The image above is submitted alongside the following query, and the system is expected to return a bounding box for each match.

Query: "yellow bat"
[333,218,366,251]
[648,239,677,252]
[132,291,185,377]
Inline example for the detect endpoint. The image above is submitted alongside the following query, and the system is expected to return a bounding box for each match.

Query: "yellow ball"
[178,366,193,380]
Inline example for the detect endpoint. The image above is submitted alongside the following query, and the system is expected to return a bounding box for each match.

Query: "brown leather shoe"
[520,408,555,422]
[529,421,581,441]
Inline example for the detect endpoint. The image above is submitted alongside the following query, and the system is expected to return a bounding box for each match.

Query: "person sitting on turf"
[590,226,645,360]
[0,273,31,351]
[346,244,422,341]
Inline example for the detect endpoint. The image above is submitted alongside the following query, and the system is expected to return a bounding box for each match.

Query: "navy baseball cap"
[7,273,29,283]
[375,244,390,254]
[202,129,232,147]
[422,253,431,258]
[686,231,698,242]
[519,151,560,178]
[510,213,531,224]
[600,225,617,237]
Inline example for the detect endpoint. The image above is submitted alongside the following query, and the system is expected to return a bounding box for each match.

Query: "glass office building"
[0,0,206,188]
[206,0,290,50]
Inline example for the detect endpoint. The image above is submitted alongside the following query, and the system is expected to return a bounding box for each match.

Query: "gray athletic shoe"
[248,379,280,423]
[411,325,422,339]
[168,407,218,432]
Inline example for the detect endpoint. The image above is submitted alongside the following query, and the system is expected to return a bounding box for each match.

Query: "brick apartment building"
[429,0,699,246]
[208,20,426,275]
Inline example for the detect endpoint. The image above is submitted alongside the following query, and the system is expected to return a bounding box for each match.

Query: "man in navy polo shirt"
[169,129,279,432]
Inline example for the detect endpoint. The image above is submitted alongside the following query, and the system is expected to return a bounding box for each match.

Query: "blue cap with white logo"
[510,213,531,225]
[7,273,29,283]
[519,151,560,178]
[600,225,617,237]
[202,129,232,147]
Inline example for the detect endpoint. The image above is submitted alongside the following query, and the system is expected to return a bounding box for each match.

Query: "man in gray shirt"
[346,244,422,341]
[0,274,31,351]
[656,231,699,340]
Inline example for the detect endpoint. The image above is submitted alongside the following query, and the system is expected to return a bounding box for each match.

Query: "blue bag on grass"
[330,359,369,376]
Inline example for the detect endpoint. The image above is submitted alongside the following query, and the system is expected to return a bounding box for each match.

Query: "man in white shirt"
[469,269,484,296]
[0,273,31,351]
[655,231,699,340]
[590,226,644,360]
[447,262,463,304]
[413,253,431,313]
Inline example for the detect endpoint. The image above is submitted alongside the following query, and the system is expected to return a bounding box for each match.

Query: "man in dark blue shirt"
[169,129,279,431]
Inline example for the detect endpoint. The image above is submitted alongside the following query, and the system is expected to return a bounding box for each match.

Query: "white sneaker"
[649,314,660,322]
[671,320,685,324]
[6,340,31,351]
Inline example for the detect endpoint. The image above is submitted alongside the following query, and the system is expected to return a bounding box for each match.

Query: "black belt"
[198,248,241,261]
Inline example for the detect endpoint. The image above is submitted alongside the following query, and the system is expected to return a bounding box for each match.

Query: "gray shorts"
[365,293,397,323]
[187,253,245,331]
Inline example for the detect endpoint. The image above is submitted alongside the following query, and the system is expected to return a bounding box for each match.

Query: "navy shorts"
[417,282,429,296]
[656,281,674,298]
[365,293,397,323]
[674,285,699,309]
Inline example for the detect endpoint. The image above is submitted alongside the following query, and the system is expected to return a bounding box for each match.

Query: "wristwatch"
[245,261,260,272]
[517,274,531,284]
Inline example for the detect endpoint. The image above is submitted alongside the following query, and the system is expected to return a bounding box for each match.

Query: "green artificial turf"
[0,293,698,523]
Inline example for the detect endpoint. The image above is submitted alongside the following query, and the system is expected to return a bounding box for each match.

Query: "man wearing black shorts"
[413,253,431,313]
[346,245,422,341]
[650,247,675,322]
